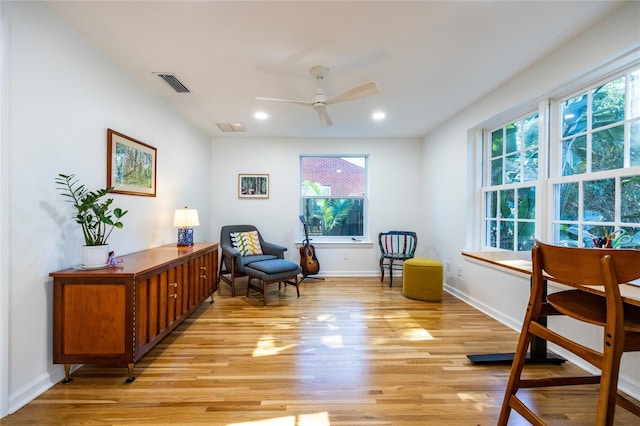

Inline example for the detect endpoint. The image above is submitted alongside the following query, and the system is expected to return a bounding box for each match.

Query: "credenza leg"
[61,364,73,384]
[125,363,136,383]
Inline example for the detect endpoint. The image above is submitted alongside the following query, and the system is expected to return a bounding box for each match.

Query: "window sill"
[295,240,374,249]
[461,250,532,278]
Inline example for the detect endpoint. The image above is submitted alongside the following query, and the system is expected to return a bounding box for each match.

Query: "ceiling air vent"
[217,122,246,132]
[153,72,190,93]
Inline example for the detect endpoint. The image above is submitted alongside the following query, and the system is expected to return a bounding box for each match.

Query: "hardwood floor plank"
[2,277,638,425]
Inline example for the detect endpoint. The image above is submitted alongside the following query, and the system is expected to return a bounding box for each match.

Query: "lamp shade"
[173,207,200,228]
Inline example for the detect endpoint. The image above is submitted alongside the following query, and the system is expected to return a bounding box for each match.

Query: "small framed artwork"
[107,129,157,197]
[238,174,269,198]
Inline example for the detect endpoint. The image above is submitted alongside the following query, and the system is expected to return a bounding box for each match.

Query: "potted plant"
[55,173,128,267]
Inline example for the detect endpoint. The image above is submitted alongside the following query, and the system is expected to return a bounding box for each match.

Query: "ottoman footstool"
[402,258,443,302]
[244,259,302,306]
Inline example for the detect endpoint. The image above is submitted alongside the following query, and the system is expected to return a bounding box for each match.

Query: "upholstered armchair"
[218,225,288,296]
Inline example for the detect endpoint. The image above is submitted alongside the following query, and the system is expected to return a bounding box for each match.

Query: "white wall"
[3,0,640,419]
[423,0,640,398]
[2,1,213,415]
[211,137,425,278]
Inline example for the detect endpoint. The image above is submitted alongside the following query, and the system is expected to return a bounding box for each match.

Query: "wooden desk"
[462,249,640,364]
[461,249,563,365]
[462,250,640,307]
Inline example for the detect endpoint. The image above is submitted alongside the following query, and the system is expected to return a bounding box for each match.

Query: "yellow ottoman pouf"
[402,258,443,302]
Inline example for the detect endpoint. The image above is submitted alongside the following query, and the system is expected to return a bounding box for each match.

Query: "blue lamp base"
[177,227,194,246]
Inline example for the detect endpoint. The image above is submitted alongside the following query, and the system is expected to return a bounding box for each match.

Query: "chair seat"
[241,254,278,269]
[548,290,640,332]
[246,259,300,275]
[382,253,414,260]
[244,259,302,306]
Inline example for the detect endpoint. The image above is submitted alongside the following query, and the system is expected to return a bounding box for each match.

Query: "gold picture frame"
[238,174,269,198]
[107,129,157,197]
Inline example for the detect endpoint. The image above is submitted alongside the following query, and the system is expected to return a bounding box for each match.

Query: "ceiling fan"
[255,66,380,128]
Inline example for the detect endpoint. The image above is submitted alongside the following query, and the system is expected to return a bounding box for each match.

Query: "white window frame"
[470,51,640,252]
[547,64,640,246]
[299,154,369,243]
[476,101,549,251]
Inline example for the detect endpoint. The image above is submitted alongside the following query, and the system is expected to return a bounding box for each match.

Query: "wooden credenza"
[49,242,218,382]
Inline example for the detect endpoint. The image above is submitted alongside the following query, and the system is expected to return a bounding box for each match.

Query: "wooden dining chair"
[498,240,640,425]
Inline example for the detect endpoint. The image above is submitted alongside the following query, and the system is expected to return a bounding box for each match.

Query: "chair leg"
[279,278,301,298]
[218,255,237,297]
[229,257,237,297]
[380,258,385,282]
[498,322,535,425]
[389,259,394,287]
[596,336,624,426]
[293,275,300,297]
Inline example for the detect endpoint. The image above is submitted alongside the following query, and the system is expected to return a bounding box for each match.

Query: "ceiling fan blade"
[255,96,313,106]
[313,103,333,127]
[325,81,380,105]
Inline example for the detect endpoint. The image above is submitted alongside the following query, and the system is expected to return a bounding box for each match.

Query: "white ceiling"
[44,0,621,139]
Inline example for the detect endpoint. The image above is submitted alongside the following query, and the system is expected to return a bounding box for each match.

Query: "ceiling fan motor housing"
[310,65,329,79]
[255,64,379,128]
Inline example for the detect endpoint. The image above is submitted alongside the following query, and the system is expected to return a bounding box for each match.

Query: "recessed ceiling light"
[254,111,269,120]
[372,111,386,121]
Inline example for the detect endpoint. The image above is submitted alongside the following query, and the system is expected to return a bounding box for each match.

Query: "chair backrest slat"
[534,240,640,288]
[378,231,417,255]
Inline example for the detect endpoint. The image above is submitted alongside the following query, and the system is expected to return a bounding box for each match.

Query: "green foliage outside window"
[300,156,366,238]
[485,113,538,251]
[556,69,640,247]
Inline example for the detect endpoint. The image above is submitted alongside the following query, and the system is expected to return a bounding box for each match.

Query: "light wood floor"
[2,277,639,425]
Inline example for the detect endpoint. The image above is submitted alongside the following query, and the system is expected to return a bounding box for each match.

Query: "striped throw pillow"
[230,231,263,256]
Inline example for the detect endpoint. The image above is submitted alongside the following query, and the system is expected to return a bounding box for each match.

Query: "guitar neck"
[301,217,313,248]
[303,223,310,246]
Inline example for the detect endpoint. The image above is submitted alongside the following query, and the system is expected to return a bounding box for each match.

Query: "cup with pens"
[591,229,631,248]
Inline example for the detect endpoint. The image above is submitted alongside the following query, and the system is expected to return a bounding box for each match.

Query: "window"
[482,113,540,251]
[476,60,640,252]
[300,155,367,239]
[551,66,640,248]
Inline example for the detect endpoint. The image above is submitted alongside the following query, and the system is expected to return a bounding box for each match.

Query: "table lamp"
[173,206,199,246]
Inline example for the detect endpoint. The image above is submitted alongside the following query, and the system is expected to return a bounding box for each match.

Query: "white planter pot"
[81,245,109,267]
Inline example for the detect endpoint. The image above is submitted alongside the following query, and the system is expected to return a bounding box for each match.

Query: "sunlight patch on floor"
[320,334,344,348]
[385,311,435,341]
[397,327,434,341]
[252,335,297,357]
[457,392,494,413]
[316,314,337,322]
[227,411,330,426]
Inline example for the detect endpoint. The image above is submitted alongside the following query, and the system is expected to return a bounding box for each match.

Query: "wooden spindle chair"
[378,231,417,287]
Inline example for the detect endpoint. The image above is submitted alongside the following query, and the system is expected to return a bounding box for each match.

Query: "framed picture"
[238,174,269,198]
[107,129,157,197]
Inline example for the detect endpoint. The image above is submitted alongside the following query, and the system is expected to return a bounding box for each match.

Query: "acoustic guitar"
[299,215,320,276]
